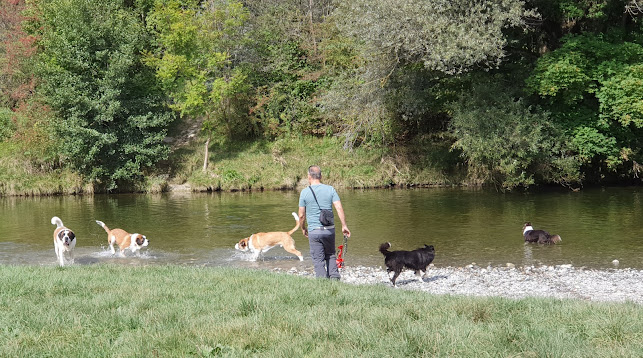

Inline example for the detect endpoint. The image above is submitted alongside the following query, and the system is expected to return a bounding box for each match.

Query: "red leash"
[336,234,348,268]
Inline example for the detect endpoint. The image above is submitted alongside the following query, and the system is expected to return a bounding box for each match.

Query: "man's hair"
[308,165,322,179]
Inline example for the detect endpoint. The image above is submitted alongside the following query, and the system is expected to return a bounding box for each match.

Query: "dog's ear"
[134,234,146,246]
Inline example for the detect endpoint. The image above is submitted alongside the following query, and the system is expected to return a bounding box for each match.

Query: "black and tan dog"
[522,222,562,244]
[51,216,76,266]
[379,242,435,286]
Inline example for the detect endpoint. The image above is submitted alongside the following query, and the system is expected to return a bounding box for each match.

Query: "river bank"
[276,264,643,304]
[1,136,462,196]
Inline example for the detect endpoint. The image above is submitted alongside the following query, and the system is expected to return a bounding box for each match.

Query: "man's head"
[308,165,322,180]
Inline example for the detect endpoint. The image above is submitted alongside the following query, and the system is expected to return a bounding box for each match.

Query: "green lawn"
[1,265,641,357]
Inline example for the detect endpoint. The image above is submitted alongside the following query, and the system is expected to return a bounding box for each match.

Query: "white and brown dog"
[235,212,303,261]
[51,216,76,266]
[95,220,149,256]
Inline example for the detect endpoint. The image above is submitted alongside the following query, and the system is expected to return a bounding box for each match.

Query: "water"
[1,188,641,269]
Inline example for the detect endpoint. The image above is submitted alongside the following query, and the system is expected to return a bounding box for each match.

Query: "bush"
[0,108,16,141]
[450,81,581,190]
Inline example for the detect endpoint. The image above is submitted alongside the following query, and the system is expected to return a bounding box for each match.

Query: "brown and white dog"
[51,216,76,267]
[235,212,303,261]
[523,222,562,244]
[95,220,149,256]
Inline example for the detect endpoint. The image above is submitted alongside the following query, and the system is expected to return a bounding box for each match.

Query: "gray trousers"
[308,228,340,279]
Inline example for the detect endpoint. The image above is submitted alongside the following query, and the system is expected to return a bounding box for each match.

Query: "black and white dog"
[522,222,562,244]
[379,242,435,286]
[51,216,76,266]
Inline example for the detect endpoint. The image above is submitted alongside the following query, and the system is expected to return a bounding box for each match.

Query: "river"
[1,187,641,270]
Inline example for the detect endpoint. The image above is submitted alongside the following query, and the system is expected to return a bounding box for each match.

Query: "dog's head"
[57,229,76,246]
[131,233,149,248]
[523,222,532,230]
[235,237,250,252]
[423,244,435,253]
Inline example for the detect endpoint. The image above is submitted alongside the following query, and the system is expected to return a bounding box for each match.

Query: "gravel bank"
[274,264,643,304]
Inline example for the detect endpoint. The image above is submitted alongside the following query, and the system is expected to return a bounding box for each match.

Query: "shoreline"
[274,264,643,305]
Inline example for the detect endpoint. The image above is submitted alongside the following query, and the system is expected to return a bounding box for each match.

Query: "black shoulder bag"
[309,186,334,226]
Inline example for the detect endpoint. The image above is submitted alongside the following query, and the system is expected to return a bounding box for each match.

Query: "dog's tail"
[379,242,391,256]
[287,212,300,235]
[51,216,64,228]
[95,220,111,234]
[551,234,562,243]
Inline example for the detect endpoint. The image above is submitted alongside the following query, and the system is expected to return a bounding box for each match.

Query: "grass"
[1,133,463,196]
[0,142,92,196]
[1,265,641,357]
[168,134,463,192]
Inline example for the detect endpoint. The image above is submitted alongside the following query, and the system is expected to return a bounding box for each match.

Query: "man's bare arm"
[298,206,308,237]
[333,200,351,237]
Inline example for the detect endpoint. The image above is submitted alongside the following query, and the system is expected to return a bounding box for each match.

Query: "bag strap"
[309,186,322,210]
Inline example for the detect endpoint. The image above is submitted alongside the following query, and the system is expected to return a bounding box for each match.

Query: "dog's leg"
[283,243,304,262]
[57,245,65,267]
[69,249,74,265]
[391,270,401,287]
[251,251,261,261]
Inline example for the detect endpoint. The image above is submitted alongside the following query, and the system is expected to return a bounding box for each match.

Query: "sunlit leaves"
[527,32,643,169]
[336,0,533,74]
[597,64,643,128]
[145,0,249,120]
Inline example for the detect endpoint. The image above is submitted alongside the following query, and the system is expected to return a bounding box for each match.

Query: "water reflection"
[1,187,641,269]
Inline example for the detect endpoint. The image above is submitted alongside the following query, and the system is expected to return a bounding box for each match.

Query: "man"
[298,165,351,279]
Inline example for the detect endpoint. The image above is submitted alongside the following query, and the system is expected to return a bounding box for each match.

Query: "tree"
[450,80,582,190]
[145,0,250,172]
[335,0,534,74]
[323,0,535,148]
[32,0,173,189]
[527,31,643,171]
[0,0,37,110]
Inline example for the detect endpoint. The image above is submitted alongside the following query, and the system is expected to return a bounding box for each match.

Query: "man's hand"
[302,228,308,238]
[342,225,351,237]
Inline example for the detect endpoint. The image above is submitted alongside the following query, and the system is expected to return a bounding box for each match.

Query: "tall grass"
[1,265,641,357]
[1,134,461,196]
[170,135,461,191]
[0,142,91,196]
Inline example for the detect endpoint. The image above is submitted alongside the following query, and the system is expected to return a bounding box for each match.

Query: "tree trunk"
[202,134,210,172]
[308,0,317,54]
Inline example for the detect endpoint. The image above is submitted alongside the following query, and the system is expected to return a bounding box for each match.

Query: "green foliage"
[145,0,252,140]
[570,126,619,166]
[0,108,15,140]
[246,19,327,138]
[32,0,173,189]
[451,81,581,190]
[527,31,643,169]
[335,0,533,74]
[596,64,643,128]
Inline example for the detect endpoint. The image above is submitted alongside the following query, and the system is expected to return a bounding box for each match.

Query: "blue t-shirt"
[299,184,340,230]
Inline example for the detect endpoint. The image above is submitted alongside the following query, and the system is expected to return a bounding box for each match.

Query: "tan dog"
[235,212,303,261]
[51,216,76,266]
[95,220,149,256]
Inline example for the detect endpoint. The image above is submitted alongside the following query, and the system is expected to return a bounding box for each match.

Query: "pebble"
[274,264,643,304]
